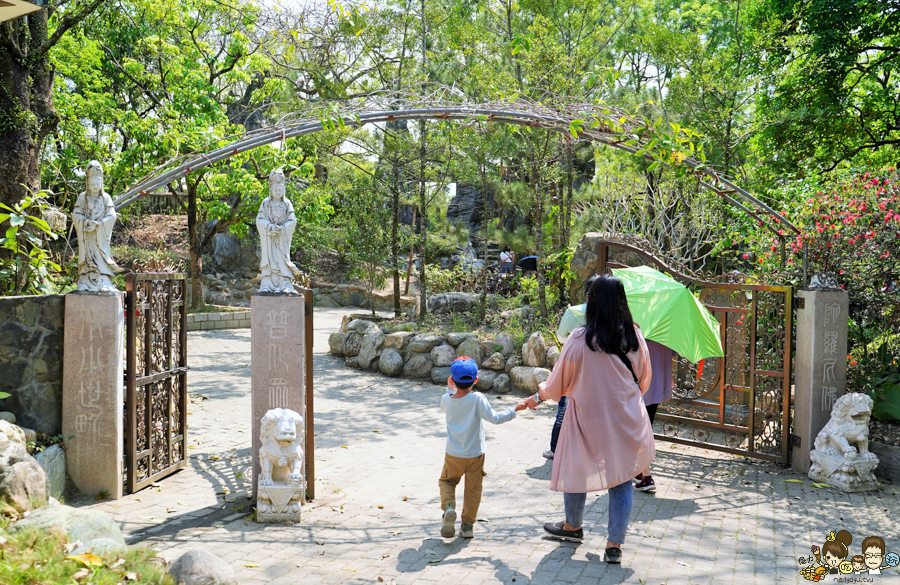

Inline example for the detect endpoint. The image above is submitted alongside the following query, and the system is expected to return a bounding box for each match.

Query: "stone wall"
[187,310,252,331]
[328,317,558,395]
[0,295,65,435]
[313,283,418,314]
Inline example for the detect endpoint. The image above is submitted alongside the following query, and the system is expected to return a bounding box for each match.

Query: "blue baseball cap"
[451,357,478,384]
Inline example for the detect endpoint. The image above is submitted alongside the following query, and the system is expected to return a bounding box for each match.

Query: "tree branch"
[39,0,106,58]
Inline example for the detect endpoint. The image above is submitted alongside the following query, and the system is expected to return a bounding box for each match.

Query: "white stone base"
[256,484,302,523]
[809,451,879,492]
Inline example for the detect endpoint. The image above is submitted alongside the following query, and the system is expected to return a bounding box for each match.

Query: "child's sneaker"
[441,507,457,538]
[634,475,656,492]
[460,523,474,539]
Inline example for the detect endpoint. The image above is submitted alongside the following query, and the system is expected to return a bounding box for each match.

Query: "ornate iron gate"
[598,235,794,463]
[124,273,188,492]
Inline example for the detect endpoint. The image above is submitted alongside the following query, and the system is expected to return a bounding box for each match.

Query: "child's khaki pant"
[439,453,486,525]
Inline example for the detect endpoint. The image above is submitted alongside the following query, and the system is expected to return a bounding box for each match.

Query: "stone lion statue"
[813,393,873,460]
[258,408,304,487]
[809,393,878,492]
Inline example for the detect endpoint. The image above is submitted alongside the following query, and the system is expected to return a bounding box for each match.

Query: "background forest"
[0,0,898,410]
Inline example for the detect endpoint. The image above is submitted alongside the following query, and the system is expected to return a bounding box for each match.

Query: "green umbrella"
[611,265,723,363]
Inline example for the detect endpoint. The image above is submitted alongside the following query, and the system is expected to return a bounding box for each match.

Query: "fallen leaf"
[243,563,259,568]
[378,505,384,509]
[402,497,408,501]
[125,572,139,581]
[177,502,185,506]
[95,491,109,500]
[784,479,804,483]
[72,568,91,581]
[67,553,104,567]
[214,524,224,528]
[676,560,690,567]
[812,482,831,488]
[209,456,220,461]
[373,430,382,433]
[427,560,441,564]
[236,472,243,479]
[378,578,384,583]
[139,516,154,520]
[188,446,197,449]
[216,490,229,495]
[64,541,81,553]
[110,559,126,569]
[341,445,348,449]
[315,540,324,545]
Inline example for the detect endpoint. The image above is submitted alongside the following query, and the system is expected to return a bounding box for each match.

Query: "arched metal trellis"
[112,97,803,267]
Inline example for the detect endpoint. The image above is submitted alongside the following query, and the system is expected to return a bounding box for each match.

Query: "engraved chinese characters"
[72,161,124,293]
[251,294,306,500]
[62,293,125,499]
[256,408,304,522]
[257,169,302,294]
[791,289,850,475]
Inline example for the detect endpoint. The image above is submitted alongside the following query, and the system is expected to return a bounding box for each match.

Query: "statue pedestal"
[792,289,849,474]
[809,451,879,492]
[62,292,124,499]
[251,293,306,500]
[257,484,303,523]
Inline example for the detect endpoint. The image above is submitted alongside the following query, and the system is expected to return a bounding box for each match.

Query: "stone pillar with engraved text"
[792,288,850,474]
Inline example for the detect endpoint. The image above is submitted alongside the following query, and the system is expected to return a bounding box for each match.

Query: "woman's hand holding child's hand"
[515,403,528,412]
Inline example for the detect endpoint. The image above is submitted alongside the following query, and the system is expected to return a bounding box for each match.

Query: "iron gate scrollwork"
[598,236,794,464]
[124,273,188,493]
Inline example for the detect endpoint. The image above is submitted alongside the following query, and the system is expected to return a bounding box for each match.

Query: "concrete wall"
[187,310,252,331]
[0,294,65,435]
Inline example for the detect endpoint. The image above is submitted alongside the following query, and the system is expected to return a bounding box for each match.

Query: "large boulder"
[168,549,237,585]
[494,374,511,394]
[509,366,552,394]
[427,292,475,315]
[0,420,26,446]
[344,356,360,369]
[379,349,405,377]
[505,356,517,373]
[408,334,444,353]
[315,295,339,308]
[403,353,433,378]
[482,352,506,371]
[431,344,456,367]
[384,331,416,350]
[446,332,475,347]
[0,412,15,424]
[546,346,560,369]
[328,332,346,356]
[34,445,66,498]
[357,328,386,370]
[346,319,377,333]
[11,505,125,551]
[431,366,452,386]
[522,332,547,367]
[349,292,369,308]
[341,331,363,357]
[456,337,484,367]
[494,333,516,358]
[331,289,352,306]
[475,369,498,391]
[0,441,47,512]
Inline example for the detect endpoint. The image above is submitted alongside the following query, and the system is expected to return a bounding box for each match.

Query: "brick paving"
[73,307,900,584]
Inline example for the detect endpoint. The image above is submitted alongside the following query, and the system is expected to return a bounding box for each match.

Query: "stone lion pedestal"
[808,393,879,492]
[256,408,304,523]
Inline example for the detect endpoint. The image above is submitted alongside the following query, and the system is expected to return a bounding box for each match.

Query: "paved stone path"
[74,307,900,584]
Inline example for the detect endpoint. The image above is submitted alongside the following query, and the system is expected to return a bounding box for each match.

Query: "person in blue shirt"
[439,357,527,539]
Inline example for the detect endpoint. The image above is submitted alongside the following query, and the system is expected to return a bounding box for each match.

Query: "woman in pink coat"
[524,274,653,564]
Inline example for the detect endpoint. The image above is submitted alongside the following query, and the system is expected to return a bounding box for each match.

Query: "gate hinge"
[792,297,805,310]
[790,434,801,447]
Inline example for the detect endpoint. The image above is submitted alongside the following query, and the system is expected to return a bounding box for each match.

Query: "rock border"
[328,316,559,395]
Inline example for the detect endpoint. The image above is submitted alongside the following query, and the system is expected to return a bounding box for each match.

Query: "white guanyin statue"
[72,161,124,293]
[256,169,302,294]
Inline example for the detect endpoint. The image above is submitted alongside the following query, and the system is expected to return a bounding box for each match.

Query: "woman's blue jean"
[549,396,569,452]
[564,480,633,545]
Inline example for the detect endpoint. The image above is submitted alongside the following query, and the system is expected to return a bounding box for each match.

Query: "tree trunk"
[0,12,60,211]
[186,179,206,310]
[532,152,548,319]
[391,179,401,317]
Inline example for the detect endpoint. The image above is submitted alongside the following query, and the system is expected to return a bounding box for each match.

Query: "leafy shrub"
[0,195,65,295]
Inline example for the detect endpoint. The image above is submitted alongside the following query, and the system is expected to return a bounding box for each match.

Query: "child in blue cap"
[439,356,527,539]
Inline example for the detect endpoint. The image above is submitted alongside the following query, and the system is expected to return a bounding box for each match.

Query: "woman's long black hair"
[583,274,639,354]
